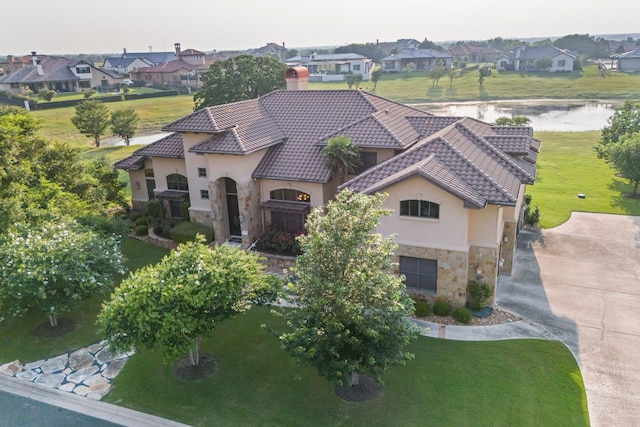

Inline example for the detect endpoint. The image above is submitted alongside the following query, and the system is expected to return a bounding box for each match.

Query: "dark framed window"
[400,256,437,293]
[270,211,306,234]
[400,200,439,219]
[350,152,377,175]
[167,174,189,191]
[269,189,310,203]
[169,200,182,218]
[197,167,207,178]
[79,81,91,89]
[200,189,209,199]
[10,83,19,89]
[75,66,91,74]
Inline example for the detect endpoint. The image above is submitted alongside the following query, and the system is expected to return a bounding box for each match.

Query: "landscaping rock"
[83,374,111,396]
[85,342,105,355]
[23,360,44,371]
[58,383,76,393]
[15,369,39,382]
[73,385,90,396]
[95,347,127,364]
[102,358,128,379]
[35,373,65,388]
[40,354,68,374]
[69,348,95,370]
[66,366,99,384]
[0,360,23,376]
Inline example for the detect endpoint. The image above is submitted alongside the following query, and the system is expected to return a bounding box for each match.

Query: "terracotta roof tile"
[114,133,183,170]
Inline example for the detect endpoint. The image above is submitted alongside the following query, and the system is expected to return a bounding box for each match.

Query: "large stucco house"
[496,45,576,72]
[116,67,539,306]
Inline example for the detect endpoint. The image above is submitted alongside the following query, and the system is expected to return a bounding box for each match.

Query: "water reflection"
[414,101,621,132]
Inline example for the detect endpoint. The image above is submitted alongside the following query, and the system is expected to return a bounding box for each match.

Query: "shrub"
[414,301,431,317]
[255,226,303,256]
[83,89,96,98]
[78,214,130,237]
[467,280,492,311]
[433,298,452,317]
[135,225,148,236]
[134,217,148,226]
[452,307,473,324]
[169,221,214,244]
[129,211,143,222]
[146,199,162,225]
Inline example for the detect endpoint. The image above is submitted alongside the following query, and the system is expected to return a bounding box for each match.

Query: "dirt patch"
[172,354,218,381]
[33,317,75,337]
[335,375,381,402]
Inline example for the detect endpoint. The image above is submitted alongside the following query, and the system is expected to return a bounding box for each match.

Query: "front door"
[225,178,241,236]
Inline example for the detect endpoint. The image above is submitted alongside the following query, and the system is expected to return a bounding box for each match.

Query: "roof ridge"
[416,156,486,208]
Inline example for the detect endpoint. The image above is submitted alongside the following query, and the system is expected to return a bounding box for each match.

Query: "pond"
[413,100,621,132]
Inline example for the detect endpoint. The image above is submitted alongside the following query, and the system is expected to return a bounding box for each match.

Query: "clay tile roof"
[114,133,183,170]
[342,115,538,207]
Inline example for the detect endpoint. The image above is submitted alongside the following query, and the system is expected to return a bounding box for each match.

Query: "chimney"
[36,60,43,76]
[516,47,521,59]
[31,51,38,67]
[282,42,286,49]
[285,66,309,91]
[123,48,127,54]
[175,42,181,55]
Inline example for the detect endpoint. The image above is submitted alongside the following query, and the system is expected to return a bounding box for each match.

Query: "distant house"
[496,45,575,72]
[381,49,452,73]
[0,55,33,75]
[115,67,539,307]
[119,49,176,66]
[448,43,502,63]
[611,48,640,72]
[286,53,373,81]
[102,56,154,74]
[397,39,421,50]
[0,52,122,94]
[130,43,216,88]
[250,42,288,61]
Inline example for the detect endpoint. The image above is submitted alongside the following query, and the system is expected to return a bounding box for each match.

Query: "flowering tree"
[0,220,125,327]
[279,190,418,390]
[98,236,278,366]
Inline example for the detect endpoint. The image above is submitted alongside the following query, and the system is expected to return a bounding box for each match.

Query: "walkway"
[497,213,640,427]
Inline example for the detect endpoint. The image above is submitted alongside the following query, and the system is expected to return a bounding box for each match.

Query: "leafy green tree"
[479,65,491,86]
[370,68,382,91]
[429,66,446,87]
[39,89,56,102]
[604,133,640,196]
[403,62,415,74]
[535,57,553,71]
[494,116,531,126]
[595,101,640,158]
[71,100,111,147]
[0,219,125,327]
[110,108,139,146]
[418,38,444,51]
[346,74,363,89]
[322,136,361,184]
[98,237,275,366]
[279,190,418,389]
[446,67,457,89]
[334,43,387,63]
[194,55,287,110]
[84,155,128,209]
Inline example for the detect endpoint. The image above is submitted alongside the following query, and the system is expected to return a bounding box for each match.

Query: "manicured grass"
[310,65,640,103]
[529,131,640,228]
[31,95,195,148]
[105,306,588,427]
[0,239,169,364]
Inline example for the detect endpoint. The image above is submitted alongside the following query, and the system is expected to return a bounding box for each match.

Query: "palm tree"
[322,136,361,184]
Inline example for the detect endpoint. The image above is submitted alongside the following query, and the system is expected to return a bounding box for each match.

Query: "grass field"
[530,131,640,228]
[310,65,640,103]
[104,306,588,427]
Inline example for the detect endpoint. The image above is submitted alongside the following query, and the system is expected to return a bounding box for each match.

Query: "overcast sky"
[4,0,638,55]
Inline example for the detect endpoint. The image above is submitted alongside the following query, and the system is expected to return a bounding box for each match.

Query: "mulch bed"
[334,375,381,402]
[33,317,75,337]
[172,354,218,381]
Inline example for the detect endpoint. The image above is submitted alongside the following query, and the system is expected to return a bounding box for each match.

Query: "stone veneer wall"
[237,180,262,248]
[210,179,227,245]
[468,245,499,304]
[395,244,469,307]
[258,252,296,274]
[500,221,517,275]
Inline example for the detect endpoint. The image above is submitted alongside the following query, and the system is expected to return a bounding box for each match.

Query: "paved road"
[497,212,640,427]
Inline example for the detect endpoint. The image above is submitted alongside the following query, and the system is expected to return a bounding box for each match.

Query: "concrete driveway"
[497,212,640,427]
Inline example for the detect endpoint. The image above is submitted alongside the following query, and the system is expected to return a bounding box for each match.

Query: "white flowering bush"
[0,219,126,327]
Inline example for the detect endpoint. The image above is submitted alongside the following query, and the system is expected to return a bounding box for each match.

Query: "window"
[400,200,439,219]
[167,174,189,191]
[169,200,182,218]
[353,64,361,71]
[400,256,437,293]
[197,167,207,178]
[557,60,566,67]
[271,211,306,233]
[75,66,91,74]
[350,152,377,175]
[79,81,91,89]
[269,189,310,203]
[200,189,209,199]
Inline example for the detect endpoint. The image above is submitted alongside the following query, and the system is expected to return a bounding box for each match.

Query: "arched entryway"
[225,178,241,238]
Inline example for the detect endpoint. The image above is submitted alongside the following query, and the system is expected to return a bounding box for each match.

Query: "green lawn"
[0,239,169,364]
[31,95,195,149]
[310,65,640,103]
[105,306,588,427]
[529,131,640,228]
